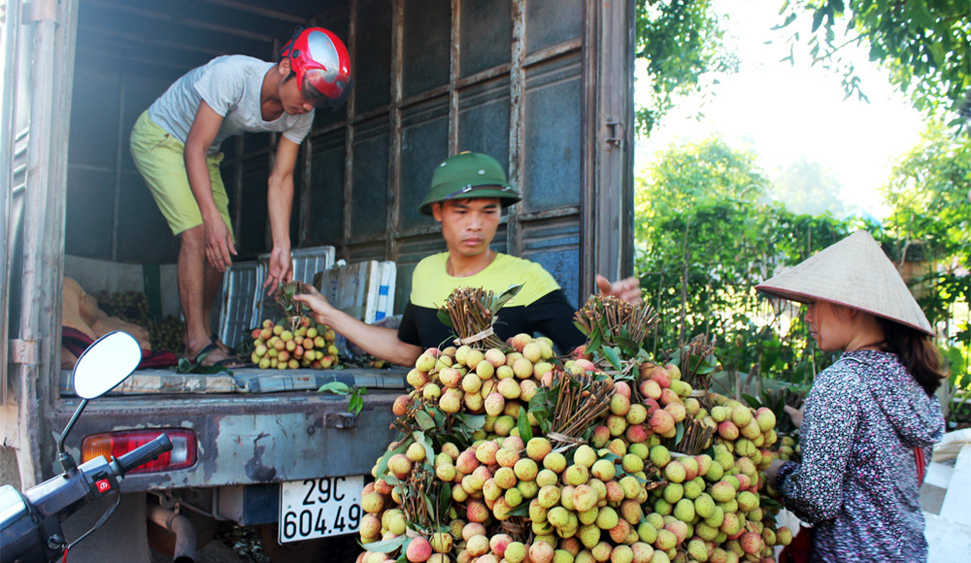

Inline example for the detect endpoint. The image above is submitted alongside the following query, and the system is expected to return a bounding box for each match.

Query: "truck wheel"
[257,524,340,563]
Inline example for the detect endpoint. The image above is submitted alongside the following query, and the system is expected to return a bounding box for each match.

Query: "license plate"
[279,475,364,543]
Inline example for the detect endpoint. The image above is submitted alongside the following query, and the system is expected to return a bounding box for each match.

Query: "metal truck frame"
[0,0,635,561]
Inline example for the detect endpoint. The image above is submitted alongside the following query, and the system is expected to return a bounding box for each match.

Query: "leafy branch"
[317,381,368,415]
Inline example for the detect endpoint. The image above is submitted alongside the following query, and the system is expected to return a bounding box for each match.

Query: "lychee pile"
[247,316,339,369]
[358,296,794,563]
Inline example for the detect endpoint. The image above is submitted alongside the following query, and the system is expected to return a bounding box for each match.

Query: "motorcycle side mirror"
[58,331,142,472]
[73,331,142,399]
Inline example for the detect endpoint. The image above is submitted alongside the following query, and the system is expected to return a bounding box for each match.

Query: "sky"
[633,0,928,219]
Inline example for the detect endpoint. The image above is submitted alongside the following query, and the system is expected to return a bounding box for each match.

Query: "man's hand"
[595,274,642,304]
[784,405,804,429]
[293,284,334,325]
[263,247,293,295]
[204,216,236,272]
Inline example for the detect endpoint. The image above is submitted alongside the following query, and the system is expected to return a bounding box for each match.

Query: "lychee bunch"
[248,316,339,369]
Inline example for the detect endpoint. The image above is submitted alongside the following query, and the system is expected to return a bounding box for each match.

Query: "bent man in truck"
[294,152,641,366]
[130,27,352,367]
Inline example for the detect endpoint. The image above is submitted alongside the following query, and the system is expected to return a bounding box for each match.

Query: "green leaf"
[674,421,685,445]
[459,414,486,430]
[506,504,530,517]
[362,535,407,554]
[414,431,435,463]
[349,394,364,415]
[586,329,603,356]
[518,407,533,442]
[415,410,436,430]
[438,481,453,515]
[742,394,761,409]
[614,336,642,355]
[494,284,524,310]
[602,347,623,370]
[760,495,783,509]
[319,381,350,395]
[437,308,454,329]
[432,407,445,427]
[574,320,592,337]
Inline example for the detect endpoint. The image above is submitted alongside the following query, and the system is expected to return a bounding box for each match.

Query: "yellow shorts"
[129,110,234,237]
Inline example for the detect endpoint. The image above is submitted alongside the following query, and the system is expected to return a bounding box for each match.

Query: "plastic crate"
[218,246,336,347]
[315,260,396,324]
[216,260,264,348]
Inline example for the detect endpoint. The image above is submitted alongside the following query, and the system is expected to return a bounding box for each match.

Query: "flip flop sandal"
[210,333,234,352]
[190,342,246,368]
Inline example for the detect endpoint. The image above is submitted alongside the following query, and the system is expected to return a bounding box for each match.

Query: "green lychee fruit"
[673,498,695,523]
[662,483,684,504]
[663,461,686,483]
[649,446,671,469]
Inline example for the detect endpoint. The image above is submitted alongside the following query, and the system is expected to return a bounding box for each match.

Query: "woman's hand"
[785,404,805,429]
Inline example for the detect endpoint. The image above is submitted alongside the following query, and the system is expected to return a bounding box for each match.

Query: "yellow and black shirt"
[397,252,585,352]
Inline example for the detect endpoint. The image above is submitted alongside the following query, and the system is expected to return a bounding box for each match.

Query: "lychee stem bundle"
[547,373,614,448]
[273,281,310,333]
[669,418,715,456]
[438,285,521,349]
[573,295,658,354]
[398,466,448,532]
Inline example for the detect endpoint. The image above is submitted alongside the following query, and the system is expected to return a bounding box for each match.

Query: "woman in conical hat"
[758,230,945,563]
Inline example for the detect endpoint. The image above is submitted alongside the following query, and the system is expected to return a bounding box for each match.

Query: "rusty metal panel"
[402,0,451,98]
[526,0,583,55]
[353,0,393,116]
[68,70,120,168]
[350,117,390,239]
[457,75,511,161]
[236,156,271,258]
[398,97,450,231]
[54,391,404,489]
[520,218,582,308]
[346,242,388,263]
[307,131,346,245]
[459,0,511,78]
[65,169,115,260]
[586,0,636,285]
[522,53,583,213]
[115,172,179,263]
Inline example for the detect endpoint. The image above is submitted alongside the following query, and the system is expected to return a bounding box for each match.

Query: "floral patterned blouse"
[777,350,944,563]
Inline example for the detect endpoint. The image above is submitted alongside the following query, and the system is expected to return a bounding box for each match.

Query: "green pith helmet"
[418,152,522,216]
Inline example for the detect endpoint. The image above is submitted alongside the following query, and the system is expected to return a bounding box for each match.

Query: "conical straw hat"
[756,230,934,336]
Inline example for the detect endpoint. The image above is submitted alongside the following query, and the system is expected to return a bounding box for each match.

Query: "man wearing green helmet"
[295,152,640,366]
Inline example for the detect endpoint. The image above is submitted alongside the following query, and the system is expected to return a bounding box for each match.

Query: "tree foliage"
[634,0,738,135]
[772,156,847,217]
[777,0,971,121]
[879,124,970,384]
[634,137,862,384]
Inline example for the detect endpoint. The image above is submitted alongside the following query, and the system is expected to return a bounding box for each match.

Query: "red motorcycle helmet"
[280,27,352,109]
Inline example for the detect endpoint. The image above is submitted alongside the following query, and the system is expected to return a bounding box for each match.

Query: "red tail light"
[82,429,196,474]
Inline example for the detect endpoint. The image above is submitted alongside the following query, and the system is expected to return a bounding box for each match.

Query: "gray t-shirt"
[148,55,314,154]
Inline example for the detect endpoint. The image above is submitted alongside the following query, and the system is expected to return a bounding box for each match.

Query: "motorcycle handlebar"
[113,434,172,476]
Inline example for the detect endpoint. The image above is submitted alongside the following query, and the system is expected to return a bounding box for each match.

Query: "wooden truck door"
[297,0,635,313]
